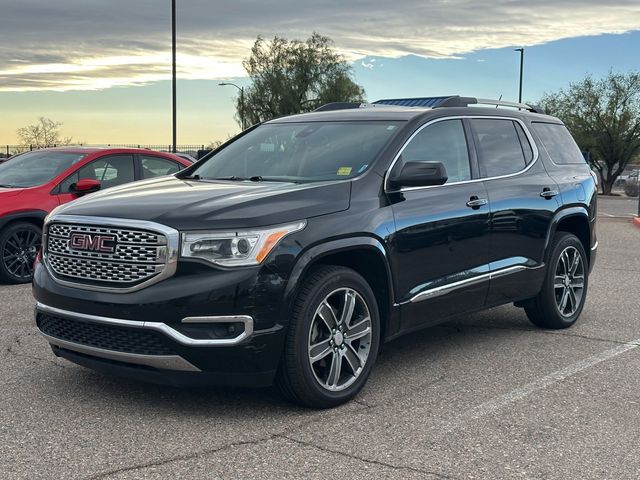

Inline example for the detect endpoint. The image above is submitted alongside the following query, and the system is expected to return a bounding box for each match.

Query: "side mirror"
[72,178,101,195]
[389,161,448,188]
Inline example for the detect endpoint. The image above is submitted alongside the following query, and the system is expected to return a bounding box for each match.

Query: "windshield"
[0,151,87,188]
[191,121,402,183]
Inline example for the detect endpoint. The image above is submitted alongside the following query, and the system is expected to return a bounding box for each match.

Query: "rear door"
[469,117,559,305]
[387,118,491,332]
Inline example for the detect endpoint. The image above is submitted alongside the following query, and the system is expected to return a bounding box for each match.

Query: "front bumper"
[32,259,289,387]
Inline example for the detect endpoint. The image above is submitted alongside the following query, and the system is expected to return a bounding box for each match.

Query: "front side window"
[59,155,135,192]
[401,119,471,183]
[472,119,528,178]
[190,121,402,183]
[0,151,87,188]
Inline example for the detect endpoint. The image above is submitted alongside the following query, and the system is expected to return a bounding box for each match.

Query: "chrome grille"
[45,220,173,290]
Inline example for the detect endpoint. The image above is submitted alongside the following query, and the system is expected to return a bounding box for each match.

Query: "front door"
[387,118,491,332]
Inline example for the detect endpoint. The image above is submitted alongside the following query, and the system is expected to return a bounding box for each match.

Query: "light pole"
[219,82,246,130]
[171,0,177,152]
[514,48,524,103]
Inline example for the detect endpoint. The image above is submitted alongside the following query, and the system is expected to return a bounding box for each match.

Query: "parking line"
[442,338,640,432]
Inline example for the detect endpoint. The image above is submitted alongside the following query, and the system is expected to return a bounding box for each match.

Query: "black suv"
[33,96,597,408]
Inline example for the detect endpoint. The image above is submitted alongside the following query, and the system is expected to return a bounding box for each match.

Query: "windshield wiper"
[181,174,201,180]
[0,184,15,188]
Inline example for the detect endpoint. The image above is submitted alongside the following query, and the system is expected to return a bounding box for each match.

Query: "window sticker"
[337,167,353,176]
[357,164,369,173]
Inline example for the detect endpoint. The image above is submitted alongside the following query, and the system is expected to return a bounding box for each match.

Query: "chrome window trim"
[396,264,544,306]
[36,302,254,347]
[384,115,540,193]
[43,214,180,294]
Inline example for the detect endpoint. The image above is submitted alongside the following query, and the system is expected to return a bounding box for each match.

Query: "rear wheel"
[276,265,380,408]
[0,222,41,284]
[525,233,588,329]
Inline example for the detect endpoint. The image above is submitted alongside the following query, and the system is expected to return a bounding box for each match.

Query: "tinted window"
[0,151,87,188]
[532,122,585,164]
[515,123,534,164]
[141,155,181,179]
[61,155,135,192]
[192,122,401,183]
[401,120,471,183]
[472,119,527,178]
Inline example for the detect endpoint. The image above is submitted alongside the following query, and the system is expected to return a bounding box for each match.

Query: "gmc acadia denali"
[33,96,597,408]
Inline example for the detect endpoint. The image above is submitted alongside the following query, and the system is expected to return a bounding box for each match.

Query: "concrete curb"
[633,216,640,229]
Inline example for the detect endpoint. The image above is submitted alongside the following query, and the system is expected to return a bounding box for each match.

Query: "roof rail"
[438,96,545,113]
[313,102,416,112]
[374,95,545,114]
[313,102,364,112]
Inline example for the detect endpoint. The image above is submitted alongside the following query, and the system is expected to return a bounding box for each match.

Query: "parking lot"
[1,196,638,480]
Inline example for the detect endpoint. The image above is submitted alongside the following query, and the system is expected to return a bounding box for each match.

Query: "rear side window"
[471,119,528,178]
[532,122,585,164]
[140,155,181,179]
[401,119,471,183]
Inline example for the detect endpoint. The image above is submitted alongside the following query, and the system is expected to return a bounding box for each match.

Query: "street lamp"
[514,48,524,103]
[219,82,246,130]
[171,0,177,153]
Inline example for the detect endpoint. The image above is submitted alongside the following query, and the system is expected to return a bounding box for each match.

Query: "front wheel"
[525,233,589,329]
[0,222,41,284]
[276,265,380,408]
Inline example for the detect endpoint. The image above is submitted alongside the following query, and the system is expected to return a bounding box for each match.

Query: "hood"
[0,187,24,198]
[53,176,351,230]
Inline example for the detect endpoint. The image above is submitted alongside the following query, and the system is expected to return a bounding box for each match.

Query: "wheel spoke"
[569,251,581,275]
[317,302,338,332]
[309,339,333,363]
[553,275,565,289]
[559,287,569,313]
[340,290,356,327]
[571,275,584,289]
[346,317,370,341]
[342,344,362,374]
[326,352,342,388]
[568,287,577,312]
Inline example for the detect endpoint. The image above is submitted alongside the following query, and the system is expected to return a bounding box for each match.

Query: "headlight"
[180,221,306,267]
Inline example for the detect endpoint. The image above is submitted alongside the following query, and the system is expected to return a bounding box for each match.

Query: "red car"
[0,148,192,284]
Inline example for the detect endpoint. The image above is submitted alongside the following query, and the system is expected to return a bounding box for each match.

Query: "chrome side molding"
[400,264,544,305]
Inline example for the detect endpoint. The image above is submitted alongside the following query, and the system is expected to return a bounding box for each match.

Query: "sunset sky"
[2,0,640,146]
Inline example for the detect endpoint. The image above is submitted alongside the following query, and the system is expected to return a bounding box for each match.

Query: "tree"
[236,33,365,126]
[16,117,73,148]
[539,72,640,195]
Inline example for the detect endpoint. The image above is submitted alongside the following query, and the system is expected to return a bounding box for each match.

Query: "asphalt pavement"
[0,208,639,479]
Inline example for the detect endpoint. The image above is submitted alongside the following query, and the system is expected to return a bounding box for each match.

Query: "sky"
[1,0,640,145]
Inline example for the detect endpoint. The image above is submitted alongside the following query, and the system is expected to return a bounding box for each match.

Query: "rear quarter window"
[532,122,585,164]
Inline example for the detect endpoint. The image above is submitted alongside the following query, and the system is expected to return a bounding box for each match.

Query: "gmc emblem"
[69,233,117,253]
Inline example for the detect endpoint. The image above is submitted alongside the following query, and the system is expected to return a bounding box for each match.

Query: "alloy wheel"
[554,246,585,317]
[307,288,372,392]
[2,229,40,281]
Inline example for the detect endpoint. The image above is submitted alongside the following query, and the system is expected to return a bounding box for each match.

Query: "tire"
[0,222,42,284]
[276,265,380,408]
[525,233,588,329]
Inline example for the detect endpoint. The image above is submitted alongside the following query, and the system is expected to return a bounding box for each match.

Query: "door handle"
[540,188,559,199]
[466,196,488,209]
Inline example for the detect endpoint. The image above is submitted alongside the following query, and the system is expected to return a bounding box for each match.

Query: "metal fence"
[2,144,207,158]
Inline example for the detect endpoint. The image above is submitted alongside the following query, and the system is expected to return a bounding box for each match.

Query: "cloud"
[1,0,640,91]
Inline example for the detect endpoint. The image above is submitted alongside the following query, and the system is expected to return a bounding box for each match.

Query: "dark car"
[33,96,597,408]
[0,147,192,284]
